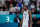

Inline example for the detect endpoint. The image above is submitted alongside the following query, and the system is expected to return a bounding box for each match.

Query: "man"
[14,13,21,27]
[37,2,40,14]
[9,4,15,15]
[20,6,32,27]
[15,4,20,12]
[30,3,35,9]
[32,15,38,27]
[12,0,17,7]
[37,18,40,27]
[5,0,10,9]
[17,0,22,7]
[23,0,30,6]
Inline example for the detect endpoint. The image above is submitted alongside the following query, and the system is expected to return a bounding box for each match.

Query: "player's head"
[23,5,28,10]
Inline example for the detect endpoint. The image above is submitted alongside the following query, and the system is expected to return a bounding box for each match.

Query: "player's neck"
[25,9,27,12]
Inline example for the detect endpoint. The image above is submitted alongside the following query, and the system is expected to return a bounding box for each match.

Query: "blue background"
[0,14,40,27]
[0,14,40,23]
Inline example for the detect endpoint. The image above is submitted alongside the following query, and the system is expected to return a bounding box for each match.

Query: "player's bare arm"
[29,11,32,27]
[20,17,23,27]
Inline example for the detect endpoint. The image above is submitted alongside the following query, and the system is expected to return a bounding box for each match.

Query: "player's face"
[23,6,26,10]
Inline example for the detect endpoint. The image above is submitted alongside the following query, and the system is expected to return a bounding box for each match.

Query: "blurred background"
[0,0,40,27]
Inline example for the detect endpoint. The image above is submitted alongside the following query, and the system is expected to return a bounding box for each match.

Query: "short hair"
[24,5,28,8]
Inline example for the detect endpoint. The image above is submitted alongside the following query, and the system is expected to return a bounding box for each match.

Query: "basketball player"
[20,6,32,27]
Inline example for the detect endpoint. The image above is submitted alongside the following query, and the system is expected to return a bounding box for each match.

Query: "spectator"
[30,3,35,9]
[5,0,10,9]
[1,4,5,11]
[15,4,20,12]
[23,0,30,6]
[5,0,10,5]
[28,3,30,10]
[21,8,24,14]
[9,4,15,12]
[32,15,38,27]
[12,0,17,7]
[37,2,40,14]
[0,8,3,11]
[22,2,25,7]
[37,2,40,11]
[31,8,35,14]
[5,5,8,11]
[17,0,22,7]
[34,8,38,14]
[10,0,12,4]
[37,0,40,2]
[37,20,40,27]
[32,0,37,7]
[9,4,15,15]
[15,10,20,14]
[14,13,21,27]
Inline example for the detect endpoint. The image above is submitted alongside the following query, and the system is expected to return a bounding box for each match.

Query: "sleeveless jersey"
[23,10,29,25]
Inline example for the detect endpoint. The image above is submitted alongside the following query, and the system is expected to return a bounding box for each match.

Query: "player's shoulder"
[28,10,31,14]
[28,10,31,12]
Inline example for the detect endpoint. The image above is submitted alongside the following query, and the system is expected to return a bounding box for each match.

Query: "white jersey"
[22,10,29,25]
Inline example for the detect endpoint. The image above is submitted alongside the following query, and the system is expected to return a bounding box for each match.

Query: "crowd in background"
[14,14,40,27]
[0,0,40,14]
[0,0,40,27]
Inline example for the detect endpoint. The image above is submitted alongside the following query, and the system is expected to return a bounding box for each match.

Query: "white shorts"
[22,22,28,27]
[22,25,28,27]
